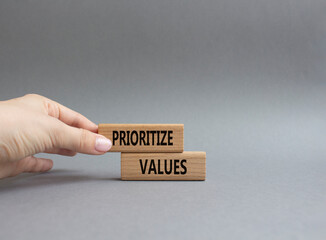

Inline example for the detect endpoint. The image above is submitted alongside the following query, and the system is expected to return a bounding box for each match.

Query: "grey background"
[0,0,326,239]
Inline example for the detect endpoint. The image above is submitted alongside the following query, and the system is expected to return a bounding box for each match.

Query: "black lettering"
[165,159,172,174]
[160,131,167,145]
[148,159,157,174]
[157,131,160,145]
[174,159,180,174]
[126,131,130,145]
[112,130,174,147]
[157,159,164,174]
[139,131,145,146]
[168,131,173,145]
[113,131,118,145]
[130,130,138,145]
[180,159,187,175]
[120,131,127,145]
[139,159,148,174]
[150,131,156,145]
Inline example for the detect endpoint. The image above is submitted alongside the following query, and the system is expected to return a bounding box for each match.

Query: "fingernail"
[95,137,112,152]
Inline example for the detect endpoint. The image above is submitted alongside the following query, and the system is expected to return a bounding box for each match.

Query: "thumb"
[54,122,112,155]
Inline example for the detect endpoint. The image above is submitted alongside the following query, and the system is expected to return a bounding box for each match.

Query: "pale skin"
[0,94,112,179]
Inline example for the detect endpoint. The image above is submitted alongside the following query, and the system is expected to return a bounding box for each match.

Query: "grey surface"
[0,0,326,239]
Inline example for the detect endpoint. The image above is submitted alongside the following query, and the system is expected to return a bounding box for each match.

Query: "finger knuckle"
[27,157,38,169]
[49,122,64,149]
[78,129,88,151]
[24,93,43,99]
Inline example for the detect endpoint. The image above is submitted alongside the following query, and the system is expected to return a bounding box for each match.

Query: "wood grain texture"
[98,124,183,152]
[121,152,206,180]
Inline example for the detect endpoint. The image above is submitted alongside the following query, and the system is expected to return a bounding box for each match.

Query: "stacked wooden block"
[98,124,206,180]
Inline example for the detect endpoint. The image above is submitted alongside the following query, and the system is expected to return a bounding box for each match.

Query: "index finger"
[46,99,98,133]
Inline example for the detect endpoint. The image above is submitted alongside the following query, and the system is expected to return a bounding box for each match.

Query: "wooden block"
[98,124,184,152]
[121,152,206,180]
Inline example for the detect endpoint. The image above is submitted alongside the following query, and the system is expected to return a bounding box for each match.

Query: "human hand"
[0,94,112,179]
